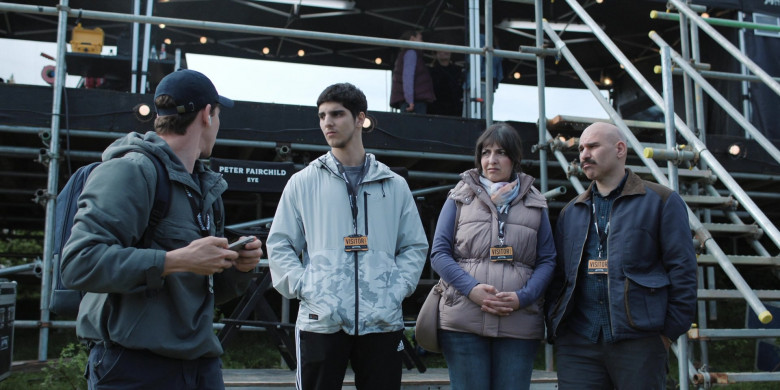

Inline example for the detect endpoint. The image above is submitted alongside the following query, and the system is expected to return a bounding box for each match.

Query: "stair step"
[699,223,763,237]
[697,255,780,266]
[697,289,780,300]
[688,328,780,340]
[627,165,714,180]
[682,195,737,208]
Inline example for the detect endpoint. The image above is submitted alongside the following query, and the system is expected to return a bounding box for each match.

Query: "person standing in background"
[428,49,464,117]
[390,30,436,114]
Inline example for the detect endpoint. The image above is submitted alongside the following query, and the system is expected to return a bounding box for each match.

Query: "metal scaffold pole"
[650,35,780,166]
[536,0,548,195]
[667,0,780,97]
[561,0,780,257]
[0,3,535,60]
[484,0,493,126]
[38,0,70,362]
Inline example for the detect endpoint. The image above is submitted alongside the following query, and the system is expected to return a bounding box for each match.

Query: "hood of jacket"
[309,151,396,184]
[102,131,224,201]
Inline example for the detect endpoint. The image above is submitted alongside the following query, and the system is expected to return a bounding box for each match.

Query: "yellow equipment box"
[70,23,104,54]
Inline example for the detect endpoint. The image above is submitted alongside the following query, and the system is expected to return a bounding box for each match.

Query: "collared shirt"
[568,171,628,343]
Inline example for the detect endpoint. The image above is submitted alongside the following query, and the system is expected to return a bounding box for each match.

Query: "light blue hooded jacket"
[267,152,428,335]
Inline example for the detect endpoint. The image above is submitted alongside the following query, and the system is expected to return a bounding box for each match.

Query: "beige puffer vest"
[439,169,548,339]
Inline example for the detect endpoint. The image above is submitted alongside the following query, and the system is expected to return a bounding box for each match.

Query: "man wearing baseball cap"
[61,69,262,389]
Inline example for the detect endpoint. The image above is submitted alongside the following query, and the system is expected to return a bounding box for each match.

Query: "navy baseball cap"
[154,69,234,116]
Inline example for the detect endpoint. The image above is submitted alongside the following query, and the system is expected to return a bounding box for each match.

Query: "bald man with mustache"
[545,122,697,389]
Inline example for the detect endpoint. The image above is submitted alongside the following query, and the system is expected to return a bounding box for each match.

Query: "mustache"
[581,158,596,165]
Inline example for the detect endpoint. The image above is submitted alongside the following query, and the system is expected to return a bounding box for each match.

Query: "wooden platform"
[222,368,558,389]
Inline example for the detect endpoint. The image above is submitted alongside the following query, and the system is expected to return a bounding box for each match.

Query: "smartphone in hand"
[227,236,256,251]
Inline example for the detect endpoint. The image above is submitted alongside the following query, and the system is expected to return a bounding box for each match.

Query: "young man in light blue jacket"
[267,82,429,390]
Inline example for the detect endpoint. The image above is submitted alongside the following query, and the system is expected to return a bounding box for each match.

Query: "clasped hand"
[164,236,263,276]
[468,284,520,317]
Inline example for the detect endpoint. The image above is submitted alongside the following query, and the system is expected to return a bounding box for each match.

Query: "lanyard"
[331,152,369,234]
[592,203,609,259]
[184,187,211,236]
[497,204,510,246]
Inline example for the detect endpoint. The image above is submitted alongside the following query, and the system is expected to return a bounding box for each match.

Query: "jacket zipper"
[553,202,589,337]
[322,159,365,336]
[607,194,625,336]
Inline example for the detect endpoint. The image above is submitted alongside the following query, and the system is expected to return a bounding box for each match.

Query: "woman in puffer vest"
[430,123,556,390]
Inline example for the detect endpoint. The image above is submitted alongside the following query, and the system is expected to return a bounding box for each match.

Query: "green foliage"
[0,371,47,389]
[0,230,43,267]
[41,343,88,390]
[220,332,286,369]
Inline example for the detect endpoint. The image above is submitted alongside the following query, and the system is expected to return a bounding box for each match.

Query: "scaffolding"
[0,0,779,386]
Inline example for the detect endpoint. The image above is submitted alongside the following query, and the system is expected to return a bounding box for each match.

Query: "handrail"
[556,2,773,326]
[665,68,780,84]
[649,32,780,166]
[668,0,780,97]
[651,10,780,33]
[562,0,780,254]
[0,2,536,61]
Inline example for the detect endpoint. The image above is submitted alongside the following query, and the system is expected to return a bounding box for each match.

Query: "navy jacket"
[545,169,697,343]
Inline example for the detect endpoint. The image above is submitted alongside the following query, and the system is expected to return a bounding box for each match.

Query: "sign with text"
[210,158,294,193]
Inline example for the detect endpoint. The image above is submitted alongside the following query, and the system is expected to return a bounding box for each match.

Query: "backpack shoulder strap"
[54,162,102,254]
[129,149,171,232]
[124,149,170,294]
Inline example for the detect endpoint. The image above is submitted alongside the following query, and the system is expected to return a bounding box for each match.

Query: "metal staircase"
[536,0,780,387]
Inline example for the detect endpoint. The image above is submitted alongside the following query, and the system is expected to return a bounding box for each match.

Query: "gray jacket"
[61,131,254,360]
[267,152,428,335]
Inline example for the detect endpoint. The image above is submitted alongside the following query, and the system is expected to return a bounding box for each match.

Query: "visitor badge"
[587,259,608,275]
[489,245,513,262]
[344,235,368,252]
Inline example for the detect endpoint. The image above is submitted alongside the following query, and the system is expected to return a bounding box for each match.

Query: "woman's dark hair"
[474,122,524,174]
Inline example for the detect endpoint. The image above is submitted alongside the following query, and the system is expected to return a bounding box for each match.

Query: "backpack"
[50,149,171,317]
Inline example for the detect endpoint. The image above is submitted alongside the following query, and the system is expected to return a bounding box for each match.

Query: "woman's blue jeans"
[439,330,539,390]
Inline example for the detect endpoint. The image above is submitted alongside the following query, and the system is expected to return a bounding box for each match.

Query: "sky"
[0,37,608,123]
